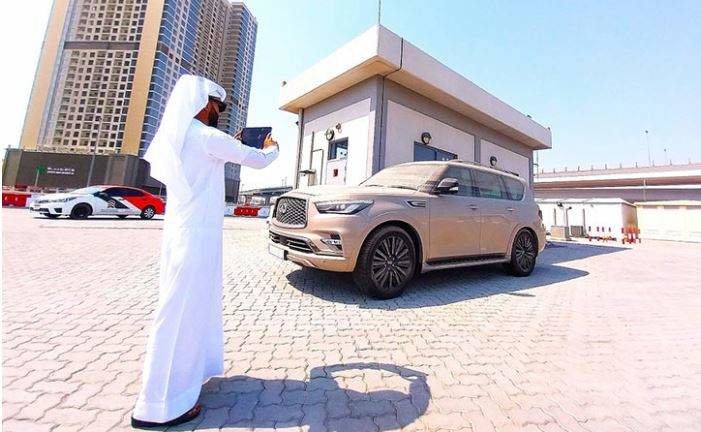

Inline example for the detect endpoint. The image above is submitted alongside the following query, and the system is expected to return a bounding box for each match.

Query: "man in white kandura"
[131,75,278,429]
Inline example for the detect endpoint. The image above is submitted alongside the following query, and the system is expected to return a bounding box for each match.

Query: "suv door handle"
[506,207,515,212]
[468,204,478,210]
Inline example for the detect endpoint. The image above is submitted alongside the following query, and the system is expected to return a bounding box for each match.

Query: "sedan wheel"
[70,205,91,220]
[140,206,156,220]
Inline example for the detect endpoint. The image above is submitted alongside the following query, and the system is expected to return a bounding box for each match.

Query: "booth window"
[328,138,348,160]
[414,142,456,161]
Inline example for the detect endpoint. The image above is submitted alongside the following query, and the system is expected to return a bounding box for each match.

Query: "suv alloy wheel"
[353,226,416,299]
[505,229,537,276]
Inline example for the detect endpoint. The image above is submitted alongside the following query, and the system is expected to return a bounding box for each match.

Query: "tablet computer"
[240,127,272,149]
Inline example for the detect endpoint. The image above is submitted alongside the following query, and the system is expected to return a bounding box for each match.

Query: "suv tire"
[505,229,537,277]
[353,226,416,299]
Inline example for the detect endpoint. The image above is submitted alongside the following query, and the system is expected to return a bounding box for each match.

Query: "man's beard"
[208,111,219,128]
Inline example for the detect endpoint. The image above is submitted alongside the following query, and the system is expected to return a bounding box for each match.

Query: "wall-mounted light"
[420,132,431,145]
[325,128,335,141]
[335,123,342,133]
[490,156,498,167]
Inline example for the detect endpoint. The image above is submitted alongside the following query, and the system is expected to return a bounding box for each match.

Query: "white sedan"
[29,185,165,220]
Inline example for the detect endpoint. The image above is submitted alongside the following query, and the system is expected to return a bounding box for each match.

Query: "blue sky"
[4,1,700,189]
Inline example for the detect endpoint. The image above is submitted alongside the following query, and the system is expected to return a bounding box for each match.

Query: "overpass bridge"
[534,162,701,202]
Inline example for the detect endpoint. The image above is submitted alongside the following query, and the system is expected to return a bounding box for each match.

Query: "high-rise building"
[20,0,257,199]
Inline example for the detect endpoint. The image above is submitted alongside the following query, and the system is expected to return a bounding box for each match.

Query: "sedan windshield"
[70,186,102,195]
[361,164,440,191]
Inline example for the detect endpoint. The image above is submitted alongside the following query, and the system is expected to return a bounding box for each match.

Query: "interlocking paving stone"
[3,208,701,431]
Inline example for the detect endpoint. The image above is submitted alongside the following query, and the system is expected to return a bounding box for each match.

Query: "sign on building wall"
[46,166,76,176]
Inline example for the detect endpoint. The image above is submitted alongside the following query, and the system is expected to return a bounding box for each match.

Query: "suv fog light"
[321,238,342,247]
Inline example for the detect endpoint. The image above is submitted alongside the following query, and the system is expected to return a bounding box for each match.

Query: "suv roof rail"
[451,160,522,178]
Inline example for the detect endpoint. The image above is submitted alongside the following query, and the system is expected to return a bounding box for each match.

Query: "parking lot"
[3,207,700,431]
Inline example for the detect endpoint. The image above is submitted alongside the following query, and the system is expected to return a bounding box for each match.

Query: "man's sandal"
[131,404,202,429]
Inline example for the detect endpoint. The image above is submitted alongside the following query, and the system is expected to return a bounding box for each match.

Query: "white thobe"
[134,120,278,422]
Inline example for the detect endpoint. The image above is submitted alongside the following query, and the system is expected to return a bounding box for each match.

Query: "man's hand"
[234,129,243,141]
[263,133,278,150]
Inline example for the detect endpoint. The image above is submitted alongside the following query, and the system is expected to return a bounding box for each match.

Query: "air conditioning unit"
[550,225,571,240]
[570,225,585,238]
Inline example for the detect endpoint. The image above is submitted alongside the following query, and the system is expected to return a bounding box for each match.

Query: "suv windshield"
[70,186,102,195]
[362,164,439,191]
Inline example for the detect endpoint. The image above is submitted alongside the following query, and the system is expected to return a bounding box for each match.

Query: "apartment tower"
[20,0,257,199]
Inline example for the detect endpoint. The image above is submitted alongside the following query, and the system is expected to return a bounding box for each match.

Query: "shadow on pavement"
[167,363,429,432]
[285,241,628,309]
[544,241,628,265]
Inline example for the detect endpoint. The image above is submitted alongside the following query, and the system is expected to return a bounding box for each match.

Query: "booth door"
[325,138,348,185]
[326,159,347,185]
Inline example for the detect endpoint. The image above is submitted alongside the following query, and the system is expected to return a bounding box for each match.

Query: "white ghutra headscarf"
[144,74,226,202]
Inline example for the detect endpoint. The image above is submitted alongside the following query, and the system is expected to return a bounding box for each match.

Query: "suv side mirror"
[435,178,459,195]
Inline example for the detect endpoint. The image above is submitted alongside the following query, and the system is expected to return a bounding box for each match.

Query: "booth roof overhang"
[279,25,552,151]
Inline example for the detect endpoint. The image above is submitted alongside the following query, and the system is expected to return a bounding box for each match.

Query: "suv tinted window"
[441,166,477,197]
[503,177,524,200]
[474,170,507,199]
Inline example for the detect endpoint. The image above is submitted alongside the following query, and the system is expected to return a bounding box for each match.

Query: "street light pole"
[645,130,651,166]
[86,116,102,187]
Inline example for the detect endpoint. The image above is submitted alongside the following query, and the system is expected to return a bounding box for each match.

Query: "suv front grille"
[269,231,314,254]
[274,197,307,227]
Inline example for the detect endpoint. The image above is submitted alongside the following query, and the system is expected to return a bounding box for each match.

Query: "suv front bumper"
[268,226,360,272]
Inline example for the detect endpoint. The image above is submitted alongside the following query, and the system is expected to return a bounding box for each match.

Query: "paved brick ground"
[3,207,700,431]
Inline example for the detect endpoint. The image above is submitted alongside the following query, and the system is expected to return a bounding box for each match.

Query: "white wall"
[384,100,475,166]
[299,98,372,187]
[480,139,530,183]
[537,199,637,239]
[637,204,701,242]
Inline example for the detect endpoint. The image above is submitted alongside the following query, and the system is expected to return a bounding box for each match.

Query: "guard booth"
[279,25,552,189]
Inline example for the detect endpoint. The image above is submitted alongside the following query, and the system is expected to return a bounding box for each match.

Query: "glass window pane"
[503,177,525,200]
[442,166,476,197]
[414,143,435,161]
[328,139,348,160]
[474,171,507,199]
[435,148,457,161]
[104,187,121,196]
[414,143,456,161]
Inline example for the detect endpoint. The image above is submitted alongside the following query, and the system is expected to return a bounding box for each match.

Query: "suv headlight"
[315,200,373,215]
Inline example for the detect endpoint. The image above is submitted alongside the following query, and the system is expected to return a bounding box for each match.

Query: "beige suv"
[269,161,546,299]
